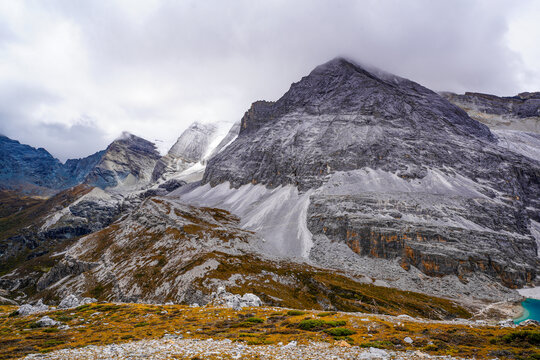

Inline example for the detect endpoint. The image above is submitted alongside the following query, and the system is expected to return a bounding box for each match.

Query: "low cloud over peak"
[0,0,538,161]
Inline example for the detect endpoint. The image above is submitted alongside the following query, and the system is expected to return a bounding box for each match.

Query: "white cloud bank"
[0,0,538,161]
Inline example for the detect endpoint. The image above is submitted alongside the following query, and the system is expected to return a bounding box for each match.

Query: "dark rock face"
[203,58,540,288]
[0,135,64,193]
[0,185,121,275]
[158,179,187,192]
[36,256,98,291]
[0,135,106,194]
[442,92,540,133]
[85,132,161,188]
[60,151,105,188]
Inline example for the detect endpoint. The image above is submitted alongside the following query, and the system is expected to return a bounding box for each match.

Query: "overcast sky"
[0,0,539,161]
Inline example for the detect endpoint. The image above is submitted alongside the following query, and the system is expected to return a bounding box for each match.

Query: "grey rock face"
[442,91,540,133]
[204,58,496,190]
[152,122,218,182]
[202,57,540,288]
[85,132,161,189]
[37,256,98,291]
[0,135,64,194]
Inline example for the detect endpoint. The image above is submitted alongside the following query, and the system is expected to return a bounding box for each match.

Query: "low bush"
[501,331,540,346]
[325,327,356,336]
[244,317,264,324]
[297,319,346,331]
[317,311,337,317]
[287,310,306,316]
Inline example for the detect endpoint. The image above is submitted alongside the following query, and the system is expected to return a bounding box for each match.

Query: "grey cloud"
[0,0,538,161]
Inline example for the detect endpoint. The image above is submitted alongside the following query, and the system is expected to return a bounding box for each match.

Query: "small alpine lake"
[514,298,540,324]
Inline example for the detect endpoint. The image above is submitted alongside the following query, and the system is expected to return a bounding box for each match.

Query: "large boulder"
[211,286,262,310]
[57,294,97,309]
[18,299,49,316]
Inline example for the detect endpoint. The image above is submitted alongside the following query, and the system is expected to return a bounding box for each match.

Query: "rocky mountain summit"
[84,132,161,189]
[0,135,103,195]
[198,57,540,294]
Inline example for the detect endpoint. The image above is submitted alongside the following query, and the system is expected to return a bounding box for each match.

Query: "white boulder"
[36,316,59,327]
[18,299,49,316]
[58,294,97,309]
[211,287,262,310]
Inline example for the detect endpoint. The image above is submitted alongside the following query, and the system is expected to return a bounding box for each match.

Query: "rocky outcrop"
[210,286,262,309]
[441,91,540,133]
[152,122,219,182]
[201,57,540,290]
[36,196,259,303]
[37,256,99,291]
[57,294,97,309]
[17,299,49,315]
[85,132,160,189]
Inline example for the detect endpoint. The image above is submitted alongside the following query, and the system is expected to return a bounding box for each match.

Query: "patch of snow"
[318,167,490,199]
[518,286,540,300]
[173,182,313,258]
[495,129,540,162]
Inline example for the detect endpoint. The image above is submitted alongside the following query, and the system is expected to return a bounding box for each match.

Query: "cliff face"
[200,58,540,290]
[441,91,540,133]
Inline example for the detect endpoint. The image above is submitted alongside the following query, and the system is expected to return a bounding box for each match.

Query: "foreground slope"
[2,303,538,360]
[195,58,540,297]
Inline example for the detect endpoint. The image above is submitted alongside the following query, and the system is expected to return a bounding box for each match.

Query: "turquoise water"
[514,298,540,324]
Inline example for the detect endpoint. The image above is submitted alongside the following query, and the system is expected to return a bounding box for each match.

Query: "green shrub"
[42,339,65,347]
[298,319,346,331]
[501,331,540,346]
[42,328,60,333]
[325,327,356,336]
[317,311,337,317]
[244,317,264,324]
[56,315,73,322]
[287,310,306,316]
[423,344,438,351]
[360,340,393,349]
[8,310,19,317]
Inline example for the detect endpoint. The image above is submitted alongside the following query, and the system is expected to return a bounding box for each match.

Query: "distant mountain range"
[1,58,539,314]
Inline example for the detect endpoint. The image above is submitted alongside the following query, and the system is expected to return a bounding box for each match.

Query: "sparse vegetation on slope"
[0,303,538,360]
